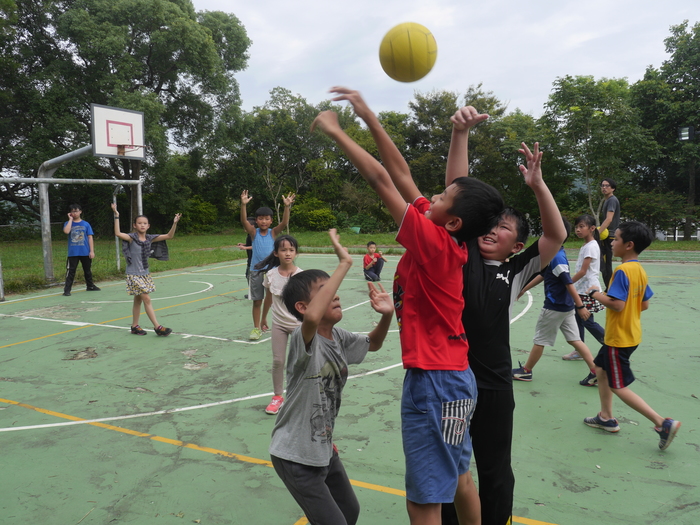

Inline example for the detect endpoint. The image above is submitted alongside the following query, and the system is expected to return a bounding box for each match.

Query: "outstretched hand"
[367,282,393,316]
[518,142,543,187]
[328,228,353,266]
[282,193,296,207]
[241,190,253,204]
[310,111,341,135]
[450,106,489,131]
[173,213,182,224]
[329,87,374,122]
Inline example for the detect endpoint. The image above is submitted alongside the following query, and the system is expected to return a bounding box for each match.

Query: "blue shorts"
[594,345,637,388]
[401,368,477,504]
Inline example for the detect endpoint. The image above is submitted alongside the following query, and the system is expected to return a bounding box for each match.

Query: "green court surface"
[1,255,698,524]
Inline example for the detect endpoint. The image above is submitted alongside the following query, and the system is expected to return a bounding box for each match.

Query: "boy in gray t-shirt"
[269,229,394,525]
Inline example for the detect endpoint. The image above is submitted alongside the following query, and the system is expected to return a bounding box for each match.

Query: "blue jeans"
[575,311,605,345]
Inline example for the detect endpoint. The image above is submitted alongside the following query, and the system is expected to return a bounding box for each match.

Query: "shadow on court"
[1,256,698,524]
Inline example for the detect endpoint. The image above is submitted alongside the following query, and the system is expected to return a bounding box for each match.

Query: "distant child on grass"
[441,105,566,525]
[256,235,303,415]
[312,87,504,525]
[111,203,181,336]
[269,229,394,525]
[567,213,606,360]
[512,217,598,386]
[240,191,295,340]
[63,203,100,296]
[584,221,681,450]
[363,241,387,281]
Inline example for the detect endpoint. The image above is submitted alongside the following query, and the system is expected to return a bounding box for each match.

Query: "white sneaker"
[562,351,583,361]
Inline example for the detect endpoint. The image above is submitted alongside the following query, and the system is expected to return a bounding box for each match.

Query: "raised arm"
[110,203,132,242]
[366,282,394,352]
[272,193,295,237]
[518,143,566,270]
[300,229,354,345]
[330,87,421,204]
[240,191,256,237]
[63,213,73,234]
[152,213,182,242]
[445,106,489,186]
[311,111,407,226]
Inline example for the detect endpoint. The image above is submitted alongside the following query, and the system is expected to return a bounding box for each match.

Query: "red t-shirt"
[363,253,381,269]
[394,197,469,370]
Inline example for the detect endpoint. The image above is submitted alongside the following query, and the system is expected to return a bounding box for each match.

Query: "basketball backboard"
[91,104,145,160]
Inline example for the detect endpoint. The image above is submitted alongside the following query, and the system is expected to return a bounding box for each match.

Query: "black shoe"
[155,325,172,336]
[87,286,101,291]
[130,325,147,335]
[62,292,71,296]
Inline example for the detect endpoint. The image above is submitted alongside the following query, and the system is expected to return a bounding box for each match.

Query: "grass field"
[1,228,699,295]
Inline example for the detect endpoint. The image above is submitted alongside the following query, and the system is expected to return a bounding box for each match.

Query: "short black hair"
[617,221,653,254]
[602,178,617,190]
[501,207,529,244]
[447,177,504,242]
[68,203,82,211]
[255,207,273,218]
[367,241,376,247]
[282,269,330,322]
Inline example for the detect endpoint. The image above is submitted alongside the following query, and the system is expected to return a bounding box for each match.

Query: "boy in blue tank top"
[240,190,295,340]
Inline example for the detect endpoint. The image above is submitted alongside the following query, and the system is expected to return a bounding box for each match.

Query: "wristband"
[575,305,585,309]
[588,290,598,299]
[114,216,119,219]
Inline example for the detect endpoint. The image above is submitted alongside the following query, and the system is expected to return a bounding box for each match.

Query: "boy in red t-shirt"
[312,87,506,525]
[363,241,387,281]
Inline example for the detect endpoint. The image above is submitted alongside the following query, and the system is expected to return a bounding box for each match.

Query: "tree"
[631,21,700,239]
[0,0,250,224]
[541,75,654,222]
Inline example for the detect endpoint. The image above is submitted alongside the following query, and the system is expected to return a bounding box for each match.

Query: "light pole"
[678,126,697,241]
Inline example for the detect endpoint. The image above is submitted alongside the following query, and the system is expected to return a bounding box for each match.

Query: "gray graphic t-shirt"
[269,326,370,467]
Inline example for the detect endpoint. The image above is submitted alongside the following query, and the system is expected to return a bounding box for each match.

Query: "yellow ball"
[379,22,437,83]
[599,228,609,240]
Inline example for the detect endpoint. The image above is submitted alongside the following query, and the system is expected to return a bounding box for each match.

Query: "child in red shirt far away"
[312,87,505,525]
[363,241,387,281]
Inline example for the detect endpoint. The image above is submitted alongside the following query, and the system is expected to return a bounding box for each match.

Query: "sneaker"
[512,362,532,381]
[265,396,284,415]
[249,328,262,340]
[584,413,620,432]
[655,418,681,450]
[562,351,583,361]
[62,291,71,296]
[86,286,101,291]
[155,325,172,336]
[579,371,598,386]
[131,325,147,335]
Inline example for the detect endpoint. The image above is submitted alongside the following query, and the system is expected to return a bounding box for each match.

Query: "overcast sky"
[193,0,697,117]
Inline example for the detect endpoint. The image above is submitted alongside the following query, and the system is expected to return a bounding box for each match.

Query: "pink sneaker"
[265,395,284,415]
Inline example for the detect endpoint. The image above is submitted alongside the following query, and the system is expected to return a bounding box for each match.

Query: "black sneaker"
[655,418,681,450]
[131,325,147,335]
[155,325,172,336]
[87,286,101,291]
[579,371,598,386]
[62,292,71,296]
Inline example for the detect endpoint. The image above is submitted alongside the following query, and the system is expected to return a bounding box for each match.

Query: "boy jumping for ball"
[312,87,505,525]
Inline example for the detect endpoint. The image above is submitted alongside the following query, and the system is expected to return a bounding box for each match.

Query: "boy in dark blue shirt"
[512,217,596,384]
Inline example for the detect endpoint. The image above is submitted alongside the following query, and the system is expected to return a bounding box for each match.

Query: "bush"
[290,197,337,231]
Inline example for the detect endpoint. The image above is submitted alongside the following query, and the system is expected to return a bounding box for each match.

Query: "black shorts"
[594,345,637,388]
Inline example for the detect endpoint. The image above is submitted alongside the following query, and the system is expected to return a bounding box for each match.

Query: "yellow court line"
[0,287,247,349]
[0,397,558,525]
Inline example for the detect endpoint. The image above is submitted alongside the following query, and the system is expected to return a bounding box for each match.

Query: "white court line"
[83,281,214,303]
[0,289,534,434]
